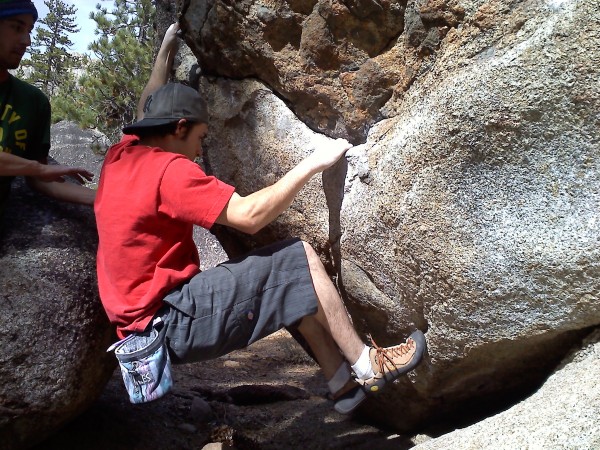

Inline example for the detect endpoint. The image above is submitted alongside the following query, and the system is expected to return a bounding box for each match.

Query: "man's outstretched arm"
[215,138,352,235]
[0,152,93,183]
[25,154,95,206]
[0,152,95,206]
[27,175,96,206]
[137,22,180,120]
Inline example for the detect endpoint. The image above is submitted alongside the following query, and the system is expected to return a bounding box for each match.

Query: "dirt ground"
[34,330,429,450]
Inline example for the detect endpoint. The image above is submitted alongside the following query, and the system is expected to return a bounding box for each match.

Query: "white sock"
[351,345,375,380]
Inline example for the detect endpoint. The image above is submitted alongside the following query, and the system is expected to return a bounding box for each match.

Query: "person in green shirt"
[0,0,95,220]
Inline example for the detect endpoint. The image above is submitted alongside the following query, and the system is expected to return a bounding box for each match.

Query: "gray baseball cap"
[123,83,209,135]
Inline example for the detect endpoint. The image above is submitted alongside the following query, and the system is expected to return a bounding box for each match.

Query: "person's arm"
[215,138,352,234]
[20,153,96,206]
[27,176,96,206]
[137,22,180,120]
[0,153,95,205]
[0,152,92,181]
[0,151,93,184]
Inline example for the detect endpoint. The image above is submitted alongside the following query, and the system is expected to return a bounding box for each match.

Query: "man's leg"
[296,241,426,413]
[295,242,372,412]
[296,242,364,377]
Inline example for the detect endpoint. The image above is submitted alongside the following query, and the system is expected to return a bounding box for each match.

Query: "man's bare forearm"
[0,152,47,177]
[1,153,94,184]
[218,158,318,234]
[27,177,96,206]
[216,139,352,234]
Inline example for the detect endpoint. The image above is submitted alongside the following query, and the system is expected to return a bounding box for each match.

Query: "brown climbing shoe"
[357,330,426,394]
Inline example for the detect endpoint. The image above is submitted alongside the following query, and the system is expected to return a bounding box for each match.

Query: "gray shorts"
[159,238,318,364]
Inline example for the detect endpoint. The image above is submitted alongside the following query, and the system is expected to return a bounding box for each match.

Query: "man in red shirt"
[95,23,426,414]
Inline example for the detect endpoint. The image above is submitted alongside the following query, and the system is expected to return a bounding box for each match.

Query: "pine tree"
[64,0,156,141]
[24,0,79,97]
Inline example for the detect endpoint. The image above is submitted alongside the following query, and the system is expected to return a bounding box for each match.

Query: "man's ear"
[174,119,188,137]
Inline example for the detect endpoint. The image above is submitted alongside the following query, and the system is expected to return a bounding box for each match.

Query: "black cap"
[0,0,38,21]
[123,83,209,135]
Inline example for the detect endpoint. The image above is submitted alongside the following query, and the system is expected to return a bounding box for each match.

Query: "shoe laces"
[368,335,415,375]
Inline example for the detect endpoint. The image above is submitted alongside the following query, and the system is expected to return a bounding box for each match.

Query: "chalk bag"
[107,318,173,404]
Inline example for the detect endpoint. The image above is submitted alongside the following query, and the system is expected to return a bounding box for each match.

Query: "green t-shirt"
[0,75,51,217]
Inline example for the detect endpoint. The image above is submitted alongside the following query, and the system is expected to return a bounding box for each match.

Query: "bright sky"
[31,0,115,54]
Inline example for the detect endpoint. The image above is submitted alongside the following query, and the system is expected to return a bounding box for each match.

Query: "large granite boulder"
[337,0,600,429]
[165,0,600,433]
[0,125,115,449]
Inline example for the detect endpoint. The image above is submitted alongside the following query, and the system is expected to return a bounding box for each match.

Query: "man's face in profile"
[0,14,34,72]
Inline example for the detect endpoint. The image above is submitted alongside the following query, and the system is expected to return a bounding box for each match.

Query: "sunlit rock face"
[161,0,600,432]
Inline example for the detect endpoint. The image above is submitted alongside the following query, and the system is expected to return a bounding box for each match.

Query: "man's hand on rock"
[306,138,353,173]
[161,22,180,54]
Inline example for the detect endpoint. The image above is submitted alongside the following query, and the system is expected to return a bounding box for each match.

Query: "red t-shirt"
[95,135,235,337]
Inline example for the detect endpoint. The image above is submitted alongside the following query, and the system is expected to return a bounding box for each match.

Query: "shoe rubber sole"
[333,384,367,414]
